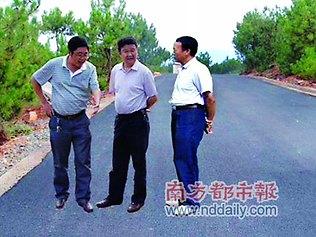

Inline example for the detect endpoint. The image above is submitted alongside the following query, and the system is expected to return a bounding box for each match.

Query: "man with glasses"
[31,36,101,213]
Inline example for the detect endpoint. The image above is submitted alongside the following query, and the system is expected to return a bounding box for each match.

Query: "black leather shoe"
[79,202,93,213]
[96,198,122,208]
[127,202,144,213]
[56,198,67,209]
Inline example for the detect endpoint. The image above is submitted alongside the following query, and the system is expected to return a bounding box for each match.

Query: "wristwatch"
[205,118,213,125]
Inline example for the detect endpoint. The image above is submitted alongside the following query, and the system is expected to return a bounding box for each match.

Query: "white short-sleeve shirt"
[169,57,213,106]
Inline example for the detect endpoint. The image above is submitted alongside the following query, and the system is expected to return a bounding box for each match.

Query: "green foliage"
[0,0,53,121]
[97,75,108,91]
[126,13,171,69]
[196,52,244,74]
[291,47,316,80]
[196,51,212,71]
[233,8,281,72]
[234,0,315,80]
[211,57,245,74]
[41,8,75,54]
[2,121,33,139]
[72,0,130,86]
[73,0,170,86]
[0,0,171,121]
[275,0,316,76]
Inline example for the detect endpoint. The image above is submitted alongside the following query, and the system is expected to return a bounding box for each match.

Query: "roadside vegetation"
[0,0,170,141]
[233,0,315,80]
[0,0,314,142]
[196,0,315,80]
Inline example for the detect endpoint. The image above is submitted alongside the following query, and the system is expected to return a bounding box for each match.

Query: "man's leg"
[172,109,204,206]
[130,115,150,204]
[72,115,92,205]
[107,116,130,203]
[49,117,72,201]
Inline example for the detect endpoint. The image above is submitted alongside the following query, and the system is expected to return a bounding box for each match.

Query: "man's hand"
[204,119,213,134]
[43,101,53,118]
[90,89,101,117]
[31,78,53,118]
[203,91,216,134]
[91,104,100,116]
[146,95,158,112]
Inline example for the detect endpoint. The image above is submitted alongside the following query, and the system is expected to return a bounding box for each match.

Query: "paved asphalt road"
[1,74,315,237]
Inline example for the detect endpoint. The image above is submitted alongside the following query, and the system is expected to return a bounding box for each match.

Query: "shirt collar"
[119,60,139,72]
[182,57,196,70]
[62,55,87,71]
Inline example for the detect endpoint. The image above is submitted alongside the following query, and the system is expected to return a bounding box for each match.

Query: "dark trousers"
[49,113,91,204]
[171,108,205,206]
[107,110,150,204]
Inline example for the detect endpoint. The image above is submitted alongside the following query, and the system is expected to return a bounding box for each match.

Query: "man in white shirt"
[96,37,158,213]
[170,36,216,207]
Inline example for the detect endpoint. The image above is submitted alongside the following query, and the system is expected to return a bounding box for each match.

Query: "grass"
[2,122,33,139]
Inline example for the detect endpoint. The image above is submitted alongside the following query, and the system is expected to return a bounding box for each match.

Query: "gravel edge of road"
[0,95,114,197]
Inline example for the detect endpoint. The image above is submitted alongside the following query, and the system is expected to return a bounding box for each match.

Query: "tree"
[126,13,170,71]
[73,0,171,86]
[196,51,212,71]
[291,47,316,79]
[73,0,129,88]
[41,8,75,54]
[233,8,281,72]
[0,0,53,120]
[210,57,245,74]
[0,0,171,121]
[275,0,316,78]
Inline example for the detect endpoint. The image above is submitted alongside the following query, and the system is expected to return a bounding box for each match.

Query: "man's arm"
[203,91,216,134]
[146,95,158,112]
[31,78,53,117]
[91,89,101,116]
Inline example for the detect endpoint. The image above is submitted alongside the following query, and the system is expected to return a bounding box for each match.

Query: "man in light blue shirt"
[32,36,101,213]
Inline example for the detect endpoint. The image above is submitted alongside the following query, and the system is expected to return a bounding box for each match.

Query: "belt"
[53,110,85,120]
[172,104,205,110]
[117,108,147,118]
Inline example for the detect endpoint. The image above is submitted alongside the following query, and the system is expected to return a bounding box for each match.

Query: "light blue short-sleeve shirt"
[109,60,158,114]
[32,56,99,115]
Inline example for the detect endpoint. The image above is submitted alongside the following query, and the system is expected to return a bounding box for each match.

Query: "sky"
[1,0,293,63]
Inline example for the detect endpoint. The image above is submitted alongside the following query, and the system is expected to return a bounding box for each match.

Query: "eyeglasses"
[73,51,90,58]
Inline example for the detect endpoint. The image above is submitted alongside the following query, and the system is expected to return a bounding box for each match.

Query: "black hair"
[176,36,198,56]
[68,36,89,53]
[117,37,138,52]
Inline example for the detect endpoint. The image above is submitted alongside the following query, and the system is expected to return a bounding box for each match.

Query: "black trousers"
[107,110,150,204]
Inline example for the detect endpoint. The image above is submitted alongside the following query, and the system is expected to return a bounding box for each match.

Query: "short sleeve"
[108,68,116,94]
[143,69,158,97]
[32,59,55,85]
[89,66,99,92]
[193,65,213,94]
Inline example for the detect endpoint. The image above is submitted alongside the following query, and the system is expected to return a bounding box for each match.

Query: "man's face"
[120,44,138,67]
[173,42,188,64]
[69,47,89,68]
